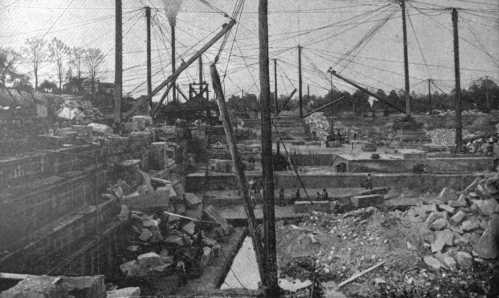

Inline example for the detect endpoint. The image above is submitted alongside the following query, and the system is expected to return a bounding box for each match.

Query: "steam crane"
[124,19,236,122]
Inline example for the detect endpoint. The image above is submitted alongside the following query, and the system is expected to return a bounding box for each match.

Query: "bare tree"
[23,37,46,91]
[70,47,84,81]
[84,48,105,99]
[48,38,69,92]
[0,47,21,86]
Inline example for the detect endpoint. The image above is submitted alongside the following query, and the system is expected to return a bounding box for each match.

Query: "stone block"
[474,215,499,260]
[184,193,202,208]
[350,194,384,209]
[423,256,443,271]
[462,219,481,232]
[107,287,141,298]
[137,252,163,269]
[431,229,453,253]
[471,199,499,217]
[204,205,232,235]
[454,251,473,268]
[450,210,466,225]
[294,201,311,213]
[430,218,448,231]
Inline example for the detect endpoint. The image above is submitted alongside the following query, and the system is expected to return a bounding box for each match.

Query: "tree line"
[227,77,498,118]
[0,37,105,98]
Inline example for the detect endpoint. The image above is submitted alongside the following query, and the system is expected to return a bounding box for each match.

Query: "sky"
[1,0,498,102]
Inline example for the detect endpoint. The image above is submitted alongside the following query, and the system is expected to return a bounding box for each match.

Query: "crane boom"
[124,19,237,119]
[330,70,405,114]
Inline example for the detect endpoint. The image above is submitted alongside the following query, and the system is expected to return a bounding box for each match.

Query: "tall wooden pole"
[199,55,203,94]
[259,0,279,295]
[298,45,303,118]
[211,63,266,287]
[114,0,122,125]
[400,0,411,115]
[170,20,177,104]
[485,76,490,112]
[452,8,462,153]
[428,79,432,112]
[145,6,152,111]
[273,58,278,114]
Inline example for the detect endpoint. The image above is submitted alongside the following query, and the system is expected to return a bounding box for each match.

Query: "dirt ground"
[276,207,498,298]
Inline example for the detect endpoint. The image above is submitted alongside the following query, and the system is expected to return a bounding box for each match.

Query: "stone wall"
[186,172,478,193]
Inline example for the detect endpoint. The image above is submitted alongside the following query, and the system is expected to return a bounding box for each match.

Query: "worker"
[322,188,329,200]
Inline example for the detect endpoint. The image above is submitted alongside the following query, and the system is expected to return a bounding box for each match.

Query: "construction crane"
[124,19,236,120]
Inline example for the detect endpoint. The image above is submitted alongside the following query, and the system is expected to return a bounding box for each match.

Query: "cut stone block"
[350,194,384,209]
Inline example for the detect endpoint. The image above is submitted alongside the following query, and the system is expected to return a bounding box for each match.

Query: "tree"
[48,38,69,92]
[23,37,46,91]
[70,47,84,81]
[0,47,21,86]
[83,48,105,100]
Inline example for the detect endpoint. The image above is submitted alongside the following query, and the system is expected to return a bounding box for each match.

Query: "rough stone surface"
[435,252,457,270]
[454,251,473,268]
[438,187,457,202]
[450,210,466,225]
[139,228,153,241]
[424,256,443,271]
[472,199,499,216]
[474,215,499,259]
[462,219,481,232]
[431,230,454,253]
[438,204,455,214]
[137,252,163,269]
[429,218,448,231]
[107,287,141,298]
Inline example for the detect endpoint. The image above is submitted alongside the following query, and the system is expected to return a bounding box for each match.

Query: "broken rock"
[474,215,499,259]
[454,251,473,268]
[424,256,443,271]
[435,252,457,270]
[450,210,466,225]
[461,219,481,232]
[137,252,163,269]
[438,204,455,214]
[139,229,153,242]
[431,229,454,253]
[184,193,202,208]
[472,199,499,217]
[107,287,141,298]
[438,187,457,202]
[430,218,448,231]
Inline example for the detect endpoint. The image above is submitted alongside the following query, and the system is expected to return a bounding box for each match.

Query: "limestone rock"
[472,199,499,217]
[454,251,473,268]
[137,252,163,269]
[438,204,455,214]
[107,287,141,298]
[449,195,468,208]
[450,210,466,225]
[424,256,443,271]
[462,219,481,232]
[435,252,457,270]
[431,229,454,253]
[438,187,457,202]
[430,218,448,231]
[139,228,153,242]
[474,215,499,259]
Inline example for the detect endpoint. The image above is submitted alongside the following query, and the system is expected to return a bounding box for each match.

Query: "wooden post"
[114,0,122,125]
[199,55,204,94]
[210,63,266,284]
[298,45,303,118]
[427,79,432,112]
[170,20,177,104]
[400,0,411,115]
[259,0,279,295]
[273,58,278,114]
[145,6,152,111]
[485,76,490,112]
[452,8,462,153]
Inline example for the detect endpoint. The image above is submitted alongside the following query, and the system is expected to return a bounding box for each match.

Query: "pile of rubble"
[409,174,499,271]
[115,181,233,288]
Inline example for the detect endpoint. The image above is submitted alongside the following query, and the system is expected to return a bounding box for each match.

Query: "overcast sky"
[1,0,498,101]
